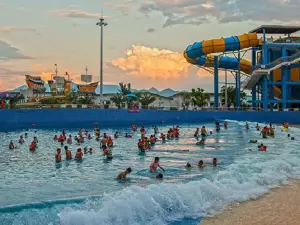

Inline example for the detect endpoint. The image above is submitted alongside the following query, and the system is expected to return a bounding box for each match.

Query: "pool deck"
[200,180,300,225]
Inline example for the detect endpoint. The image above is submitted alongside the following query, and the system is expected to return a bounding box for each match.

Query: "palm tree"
[110,93,123,109]
[119,82,133,108]
[77,95,94,104]
[136,92,156,109]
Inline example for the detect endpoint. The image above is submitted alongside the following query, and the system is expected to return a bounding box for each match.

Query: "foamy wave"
[59,124,300,225]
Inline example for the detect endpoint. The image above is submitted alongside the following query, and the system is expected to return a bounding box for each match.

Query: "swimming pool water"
[0,121,300,225]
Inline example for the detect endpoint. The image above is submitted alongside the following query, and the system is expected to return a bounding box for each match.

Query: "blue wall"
[0,109,299,131]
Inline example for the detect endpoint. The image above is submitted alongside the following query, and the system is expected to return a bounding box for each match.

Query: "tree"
[9,94,24,108]
[136,92,156,109]
[119,82,132,95]
[65,91,78,104]
[220,86,247,107]
[190,88,209,107]
[77,95,94,104]
[182,93,191,110]
[118,82,133,107]
[110,93,123,109]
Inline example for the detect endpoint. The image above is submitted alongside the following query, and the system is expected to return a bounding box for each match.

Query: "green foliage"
[220,86,247,107]
[119,82,132,95]
[9,94,24,108]
[135,92,156,109]
[190,88,209,107]
[65,91,78,104]
[77,95,94,104]
[40,97,57,104]
[182,93,191,109]
[110,93,123,109]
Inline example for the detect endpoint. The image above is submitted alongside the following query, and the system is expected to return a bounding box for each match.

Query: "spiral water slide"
[184,33,262,75]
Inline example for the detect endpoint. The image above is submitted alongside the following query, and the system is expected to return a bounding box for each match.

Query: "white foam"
[59,123,300,225]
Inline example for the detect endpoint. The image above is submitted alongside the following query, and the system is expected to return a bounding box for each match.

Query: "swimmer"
[198,160,206,168]
[258,144,267,151]
[288,134,291,137]
[29,141,36,152]
[255,123,260,131]
[117,167,132,180]
[107,137,114,147]
[125,133,132,138]
[25,133,28,138]
[54,135,58,141]
[212,158,217,167]
[19,135,24,144]
[196,139,205,145]
[64,146,72,159]
[9,140,15,150]
[249,140,258,143]
[156,173,163,179]
[154,126,159,134]
[103,145,113,159]
[261,126,268,139]
[269,126,275,137]
[88,147,93,154]
[201,126,207,136]
[245,122,249,130]
[185,162,192,168]
[67,135,72,144]
[215,121,220,131]
[194,128,199,138]
[224,121,228,129]
[55,148,62,163]
[75,148,83,160]
[291,137,295,140]
[84,147,88,154]
[114,132,119,139]
[150,157,165,173]
[87,134,92,140]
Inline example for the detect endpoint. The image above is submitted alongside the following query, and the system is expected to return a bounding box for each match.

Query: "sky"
[0,0,299,91]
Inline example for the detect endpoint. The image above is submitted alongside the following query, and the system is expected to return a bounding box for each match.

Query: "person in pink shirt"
[150,157,165,173]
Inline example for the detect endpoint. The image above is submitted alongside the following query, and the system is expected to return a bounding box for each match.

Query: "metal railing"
[254,51,300,70]
[2,103,300,112]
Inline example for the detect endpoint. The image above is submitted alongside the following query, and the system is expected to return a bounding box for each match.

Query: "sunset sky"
[0,0,299,91]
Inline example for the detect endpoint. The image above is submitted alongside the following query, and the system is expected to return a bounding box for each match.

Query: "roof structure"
[249,25,300,34]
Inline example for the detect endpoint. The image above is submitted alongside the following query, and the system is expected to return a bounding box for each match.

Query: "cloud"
[146,28,155,32]
[111,45,213,81]
[138,0,300,27]
[49,9,109,19]
[0,40,32,60]
[106,0,134,16]
[0,26,39,34]
[0,68,28,91]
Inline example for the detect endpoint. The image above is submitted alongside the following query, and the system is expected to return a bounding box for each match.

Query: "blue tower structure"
[244,25,300,111]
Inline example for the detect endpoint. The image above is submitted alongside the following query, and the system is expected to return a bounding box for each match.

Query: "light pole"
[96,16,107,107]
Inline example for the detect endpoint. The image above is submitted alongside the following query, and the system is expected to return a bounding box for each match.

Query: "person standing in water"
[150,157,165,173]
[55,148,62,163]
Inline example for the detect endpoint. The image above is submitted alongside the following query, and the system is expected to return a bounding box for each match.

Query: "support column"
[282,46,287,109]
[251,48,257,110]
[252,86,256,110]
[269,49,274,111]
[214,56,219,110]
[236,51,241,108]
[262,75,268,111]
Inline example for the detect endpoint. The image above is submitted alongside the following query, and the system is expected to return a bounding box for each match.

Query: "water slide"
[184,33,262,74]
[184,34,300,100]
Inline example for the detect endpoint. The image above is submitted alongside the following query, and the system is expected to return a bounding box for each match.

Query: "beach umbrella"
[125,93,138,98]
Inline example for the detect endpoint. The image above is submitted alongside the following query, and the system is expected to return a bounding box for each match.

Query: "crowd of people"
[7,121,293,181]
